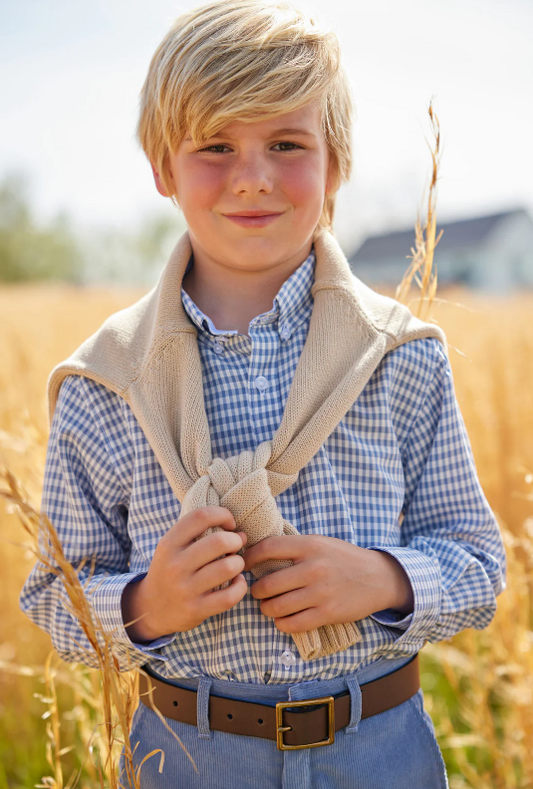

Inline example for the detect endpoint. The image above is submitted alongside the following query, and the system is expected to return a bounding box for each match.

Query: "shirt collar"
[181,248,316,342]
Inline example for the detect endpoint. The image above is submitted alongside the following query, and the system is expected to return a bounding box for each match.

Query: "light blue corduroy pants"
[119,655,449,789]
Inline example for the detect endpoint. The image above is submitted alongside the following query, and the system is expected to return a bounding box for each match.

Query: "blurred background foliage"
[0,172,185,287]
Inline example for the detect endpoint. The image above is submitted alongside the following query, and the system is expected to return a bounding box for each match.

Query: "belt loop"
[345,676,362,735]
[197,677,213,739]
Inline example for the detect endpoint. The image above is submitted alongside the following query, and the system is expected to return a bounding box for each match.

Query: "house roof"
[349,207,527,264]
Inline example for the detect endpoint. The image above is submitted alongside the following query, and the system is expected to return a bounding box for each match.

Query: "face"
[152,101,334,275]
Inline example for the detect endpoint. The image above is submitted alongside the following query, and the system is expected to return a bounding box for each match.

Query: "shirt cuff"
[86,572,177,663]
[368,546,442,643]
[370,609,413,630]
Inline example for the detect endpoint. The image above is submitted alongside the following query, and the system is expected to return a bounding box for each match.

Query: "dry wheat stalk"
[395,98,443,322]
[0,466,196,787]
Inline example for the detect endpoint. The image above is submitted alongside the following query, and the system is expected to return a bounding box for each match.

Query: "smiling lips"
[223,210,284,228]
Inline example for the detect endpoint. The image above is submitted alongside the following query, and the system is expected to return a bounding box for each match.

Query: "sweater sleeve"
[369,339,506,645]
[19,375,176,671]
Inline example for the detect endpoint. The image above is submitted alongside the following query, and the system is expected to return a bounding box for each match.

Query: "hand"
[121,506,248,642]
[242,534,414,634]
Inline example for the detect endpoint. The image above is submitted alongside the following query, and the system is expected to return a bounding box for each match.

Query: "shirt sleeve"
[19,374,176,671]
[369,338,506,645]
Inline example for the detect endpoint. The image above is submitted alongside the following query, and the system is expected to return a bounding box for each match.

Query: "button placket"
[248,318,284,449]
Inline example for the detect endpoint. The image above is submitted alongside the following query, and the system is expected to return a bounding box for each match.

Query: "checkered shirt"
[20,249,506,684]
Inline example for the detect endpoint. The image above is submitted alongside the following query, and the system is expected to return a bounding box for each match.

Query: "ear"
[151,163,173,198]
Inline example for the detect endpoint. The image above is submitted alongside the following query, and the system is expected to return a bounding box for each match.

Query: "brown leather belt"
[139,654,420,750]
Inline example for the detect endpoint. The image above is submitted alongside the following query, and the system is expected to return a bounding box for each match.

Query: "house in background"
[348,208,533,293]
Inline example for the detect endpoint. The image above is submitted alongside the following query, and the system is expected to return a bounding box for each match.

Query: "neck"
[182,239,313,336]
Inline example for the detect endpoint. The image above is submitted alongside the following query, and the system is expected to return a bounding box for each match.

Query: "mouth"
[222,211,284,228]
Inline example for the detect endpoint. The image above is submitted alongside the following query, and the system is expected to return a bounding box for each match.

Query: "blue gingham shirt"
[20,249,506,684]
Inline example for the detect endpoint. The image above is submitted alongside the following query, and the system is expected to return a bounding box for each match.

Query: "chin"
[221,237,290,258]
[227,230,310,254]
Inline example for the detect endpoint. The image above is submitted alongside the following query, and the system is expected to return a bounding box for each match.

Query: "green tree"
[0,172,186,285]
[0,173,82,283]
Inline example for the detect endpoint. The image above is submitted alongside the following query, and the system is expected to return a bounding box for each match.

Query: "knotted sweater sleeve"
[369,339,506,644]
[19,375,176,671]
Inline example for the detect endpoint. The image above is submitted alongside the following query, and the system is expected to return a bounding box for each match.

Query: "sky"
[1,0,532,253]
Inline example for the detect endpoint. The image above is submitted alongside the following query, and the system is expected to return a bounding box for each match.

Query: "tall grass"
[0,285,196,789]
[0,102,532,787]
[395,101,533,786]
[1,292,531,789]
[0,468,187,788]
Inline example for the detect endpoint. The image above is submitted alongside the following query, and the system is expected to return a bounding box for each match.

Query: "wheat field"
[0,282,532,788]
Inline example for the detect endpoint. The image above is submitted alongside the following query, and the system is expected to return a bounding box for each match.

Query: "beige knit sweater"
[47,229,447,661]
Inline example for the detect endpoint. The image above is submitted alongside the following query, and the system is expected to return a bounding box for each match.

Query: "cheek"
[280,160,327,208]
[175,162,226,212]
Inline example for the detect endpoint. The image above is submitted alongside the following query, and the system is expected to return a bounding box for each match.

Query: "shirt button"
[280,649,297,668]
[254,375,268,392]
[213,341,224,354]
[280,326,291,341]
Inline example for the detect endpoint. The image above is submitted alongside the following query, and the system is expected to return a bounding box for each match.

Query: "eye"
[197,144,231,153]
[272,142,303,152]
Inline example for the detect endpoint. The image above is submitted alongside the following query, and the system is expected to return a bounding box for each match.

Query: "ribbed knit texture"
[47,228,447,660]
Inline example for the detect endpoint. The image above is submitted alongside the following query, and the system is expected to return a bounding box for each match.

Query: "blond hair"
[137,0,353,232]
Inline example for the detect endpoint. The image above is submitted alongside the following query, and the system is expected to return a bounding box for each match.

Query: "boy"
[21,1,506,787]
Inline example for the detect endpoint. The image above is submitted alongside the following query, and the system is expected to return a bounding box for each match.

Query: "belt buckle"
[276,696,335,750]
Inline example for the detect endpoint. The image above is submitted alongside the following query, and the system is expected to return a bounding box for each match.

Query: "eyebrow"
[185,128,317,142]
[264,128,317,138]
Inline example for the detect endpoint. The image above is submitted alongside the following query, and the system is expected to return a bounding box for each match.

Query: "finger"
[193,552,246,595]
[243,536,304,571]
[250,564,306,600]
[169,506,237,548]
[200,573,248,618]
[259,587,315,620]
[187,527,245,572]
[274,607,320,634]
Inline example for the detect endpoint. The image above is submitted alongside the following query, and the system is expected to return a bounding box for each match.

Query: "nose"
[231,151,273,196]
